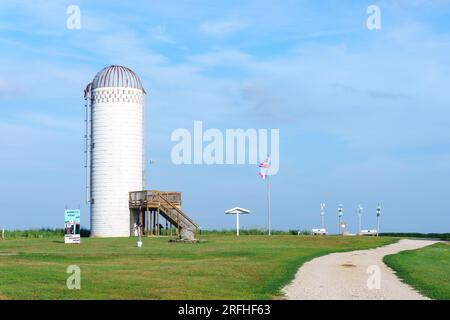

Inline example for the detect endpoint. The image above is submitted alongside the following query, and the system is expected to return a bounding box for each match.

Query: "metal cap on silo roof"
[91,65,145,92]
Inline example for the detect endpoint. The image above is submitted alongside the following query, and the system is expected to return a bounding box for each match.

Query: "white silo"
[84,65,146,237]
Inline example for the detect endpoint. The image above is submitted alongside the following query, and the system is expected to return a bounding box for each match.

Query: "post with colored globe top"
[376,204,381,237]
[338,204,343,235]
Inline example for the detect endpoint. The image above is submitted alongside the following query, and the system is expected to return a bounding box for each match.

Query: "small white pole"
[137,223,143,247]
[1,228,4,240]
[339,217,341,234]
[358,205,363,234]
[377,217,379,236]
[320,203,325,229]
[236,212,240,236]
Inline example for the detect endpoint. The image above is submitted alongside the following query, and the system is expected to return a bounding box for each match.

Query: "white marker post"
[136,222,142,248]
[225,207,250,236]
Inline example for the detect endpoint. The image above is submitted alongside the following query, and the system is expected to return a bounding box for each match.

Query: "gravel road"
[282,239,438,300]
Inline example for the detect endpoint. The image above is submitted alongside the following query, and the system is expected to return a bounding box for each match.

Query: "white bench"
[311,228,328,235]
[360,229,378,236]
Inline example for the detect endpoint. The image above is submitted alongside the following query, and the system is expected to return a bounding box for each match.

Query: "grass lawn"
[0,234,395,300]
[384,242,450,300]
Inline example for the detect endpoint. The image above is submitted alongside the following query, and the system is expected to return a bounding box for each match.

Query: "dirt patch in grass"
[341,263,357,268]
[0,292,9,300]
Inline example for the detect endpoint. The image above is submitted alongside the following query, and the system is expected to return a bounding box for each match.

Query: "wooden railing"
[129,190,181,207]
[157,194,198,230]
[129,190,198,231]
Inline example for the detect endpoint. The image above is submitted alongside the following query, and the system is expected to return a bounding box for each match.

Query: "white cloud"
[188,50,253,67]
[0,79,27,96]
[94,32,168,66]
[17,112,81,130]
[149,25,175,44]
[0,80,10,95]
[200,20,246,36]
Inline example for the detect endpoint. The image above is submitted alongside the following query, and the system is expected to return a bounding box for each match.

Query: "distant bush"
[80,229,91,237]
[379,233,450,241]
[200,228,311,235]
[296,229,312,235]
[2,228,91,239]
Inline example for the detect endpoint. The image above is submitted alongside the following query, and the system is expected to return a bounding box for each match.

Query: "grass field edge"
[383,242,448,300]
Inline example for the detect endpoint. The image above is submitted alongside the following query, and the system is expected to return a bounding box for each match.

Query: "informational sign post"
[64,209,81,244]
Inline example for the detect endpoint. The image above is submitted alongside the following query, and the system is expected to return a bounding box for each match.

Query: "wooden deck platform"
[129,190,198,237]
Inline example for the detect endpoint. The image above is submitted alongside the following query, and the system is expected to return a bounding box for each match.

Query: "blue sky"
[0,0,449,233]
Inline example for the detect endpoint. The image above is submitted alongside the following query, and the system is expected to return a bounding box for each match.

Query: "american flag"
[258,157,270,180]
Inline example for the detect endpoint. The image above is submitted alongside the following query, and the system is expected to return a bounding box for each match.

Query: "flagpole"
[259,156,272,236]
[267,174,271,236]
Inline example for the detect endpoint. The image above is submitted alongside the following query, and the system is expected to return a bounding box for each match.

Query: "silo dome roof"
[91,65,145,92]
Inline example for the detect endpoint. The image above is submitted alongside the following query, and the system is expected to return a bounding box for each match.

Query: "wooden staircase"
[129,190,198,236]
